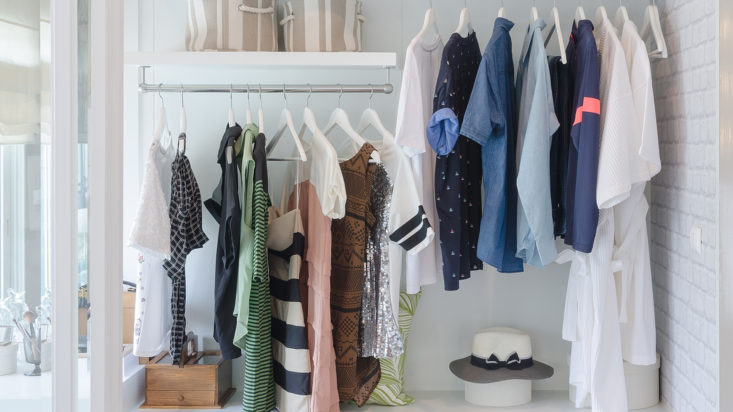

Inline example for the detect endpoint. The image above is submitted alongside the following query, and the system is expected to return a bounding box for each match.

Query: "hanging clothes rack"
[136,65,394,95]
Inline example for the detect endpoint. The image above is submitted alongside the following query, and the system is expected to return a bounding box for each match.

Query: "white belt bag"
[186,0,279,51]
[280,0,365,52]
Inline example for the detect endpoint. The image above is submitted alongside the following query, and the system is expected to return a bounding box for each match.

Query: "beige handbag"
[280,0,365,52]
[186,0,279,51]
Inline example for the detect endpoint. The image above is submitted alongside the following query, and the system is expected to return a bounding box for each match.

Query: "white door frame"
[52,0,125,410]
[51,0,79,410]
[89,0,125,409]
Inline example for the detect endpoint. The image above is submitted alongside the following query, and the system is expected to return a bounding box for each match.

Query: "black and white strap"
[470,352,534,371]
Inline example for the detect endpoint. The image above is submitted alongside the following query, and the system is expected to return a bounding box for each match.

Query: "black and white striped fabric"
[163,148,209,364]
[389,205,432,252]
[267,207,311,411]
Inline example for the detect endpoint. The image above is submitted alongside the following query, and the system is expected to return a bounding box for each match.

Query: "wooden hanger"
[640,0,668,59]
[266,86,308,161]
[545,2,567,64]
[454,0,474,37]
[417,1,440,46]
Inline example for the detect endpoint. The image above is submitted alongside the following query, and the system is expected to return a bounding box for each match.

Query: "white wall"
[123,0,650,394]
[651,0,719,411]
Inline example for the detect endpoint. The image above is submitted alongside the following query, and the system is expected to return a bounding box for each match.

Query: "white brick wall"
[650,0,718,411]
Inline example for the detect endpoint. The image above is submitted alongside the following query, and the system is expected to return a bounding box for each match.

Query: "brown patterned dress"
[331,143,381,406]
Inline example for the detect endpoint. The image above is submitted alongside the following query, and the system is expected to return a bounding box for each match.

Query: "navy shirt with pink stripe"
[564,20,601,253]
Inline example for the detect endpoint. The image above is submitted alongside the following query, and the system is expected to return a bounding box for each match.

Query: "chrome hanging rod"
[136,65,393,95]
[138,82,393,94]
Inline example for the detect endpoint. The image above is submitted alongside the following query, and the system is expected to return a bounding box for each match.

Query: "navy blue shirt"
[461,18,523,273]
[548,56,572,238]
[427,32,483,290]
[564,21,600,253]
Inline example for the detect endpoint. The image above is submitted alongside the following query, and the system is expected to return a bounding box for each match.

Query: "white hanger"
[575,0,587,23]
[498,0,505,18]
[178,85,187,153]
[245,85,253,125]
[257,85,265,134]
[297,86,323,140]
[614,0,630,30]
[454,0,474,37]
[640,0,668,59]
[595,5,610,29]
[153,86,172,148]
[266,86,308,161]
[530,2,539,23]
[228,84,235,127]
[357,87,392,140]
[545,1,567,64]
[323,86,381,163]
[417,1,440,46]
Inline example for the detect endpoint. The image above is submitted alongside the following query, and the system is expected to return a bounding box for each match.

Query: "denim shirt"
[461,18,524,273]
[515,19,559,267]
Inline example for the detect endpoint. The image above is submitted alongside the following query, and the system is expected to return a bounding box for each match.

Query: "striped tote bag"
[185,0,279,51]
[280,0,365,52]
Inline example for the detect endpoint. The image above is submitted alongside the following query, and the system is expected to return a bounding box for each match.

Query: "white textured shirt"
[394,33,444,293]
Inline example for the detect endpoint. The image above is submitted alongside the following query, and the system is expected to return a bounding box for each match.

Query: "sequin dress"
[359,164,404,359]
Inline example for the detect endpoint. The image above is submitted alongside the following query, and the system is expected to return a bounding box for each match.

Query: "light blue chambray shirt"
[515,18,560,268]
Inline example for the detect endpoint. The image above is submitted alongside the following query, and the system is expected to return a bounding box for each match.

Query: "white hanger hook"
[369,84,374,109]
[229,84,233,108]
[157,83,164,107]
[259,84,263,106]
[282,84,287,107]
[338,84,343,107]
[247,84,251,111]
[180,84,184,108]
[307,84,312,107]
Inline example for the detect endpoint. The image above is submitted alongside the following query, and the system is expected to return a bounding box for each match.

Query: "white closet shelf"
[130,390,671,411]
[124,51,397,68]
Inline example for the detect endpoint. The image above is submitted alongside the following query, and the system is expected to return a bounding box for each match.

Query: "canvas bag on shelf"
[280,0,365,52]
[186,0,279,51]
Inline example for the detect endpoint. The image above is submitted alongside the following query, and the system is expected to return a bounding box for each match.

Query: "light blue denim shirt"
[515,18,560,267]
[460,18,524,273]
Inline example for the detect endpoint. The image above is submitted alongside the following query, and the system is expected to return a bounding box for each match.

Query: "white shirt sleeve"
[625,25,661,180]
[388,144,434,254]
[596,32,638,210]
[129,144,171,258]
[395,47,428,158]
[312,131,347,219]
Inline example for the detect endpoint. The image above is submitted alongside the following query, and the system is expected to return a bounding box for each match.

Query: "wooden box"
[140,334,234,409]
[122,291,136,344]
